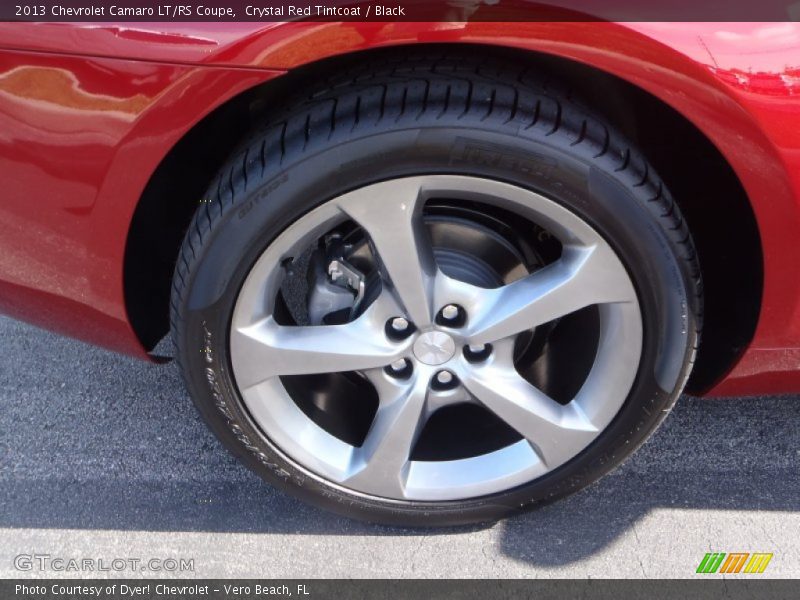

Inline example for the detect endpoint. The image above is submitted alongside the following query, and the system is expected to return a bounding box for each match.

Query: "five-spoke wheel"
[230,176,642,501]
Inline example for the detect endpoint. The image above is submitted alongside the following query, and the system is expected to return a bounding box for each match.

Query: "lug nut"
[386,358,413,379]
[390,358,408,373]
[441,305,460,321]
[386,316,415,340]
[464,343,492,363]
[390,317,409,332]
[437,304,466,327]
[435,370,454,385]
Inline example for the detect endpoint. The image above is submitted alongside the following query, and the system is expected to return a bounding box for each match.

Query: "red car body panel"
[1,21,799,396]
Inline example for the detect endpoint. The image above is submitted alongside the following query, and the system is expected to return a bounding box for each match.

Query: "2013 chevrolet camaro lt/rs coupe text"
[0,18,796,525]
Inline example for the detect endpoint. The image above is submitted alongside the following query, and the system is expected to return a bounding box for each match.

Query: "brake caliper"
[306,234,367,325]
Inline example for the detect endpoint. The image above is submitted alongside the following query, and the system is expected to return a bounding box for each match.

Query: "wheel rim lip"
[229,175,643,502]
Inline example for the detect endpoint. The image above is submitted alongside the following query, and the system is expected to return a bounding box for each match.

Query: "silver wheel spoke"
[463,245,637,345]
[231,294,403,390]
[337,179,438,328]
[462,365,598,468]
[344,372,430,497]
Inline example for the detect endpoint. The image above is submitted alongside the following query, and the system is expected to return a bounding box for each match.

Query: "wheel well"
[124,43,762,392]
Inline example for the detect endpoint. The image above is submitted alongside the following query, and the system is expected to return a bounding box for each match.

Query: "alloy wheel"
[229,175,643,501]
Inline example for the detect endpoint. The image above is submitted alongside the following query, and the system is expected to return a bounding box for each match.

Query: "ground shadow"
[498,393,800,565]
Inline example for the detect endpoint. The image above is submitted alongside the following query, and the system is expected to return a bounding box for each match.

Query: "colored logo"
[696,552,773,574]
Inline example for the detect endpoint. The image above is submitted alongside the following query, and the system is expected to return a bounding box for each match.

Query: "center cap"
[413,331,456,365]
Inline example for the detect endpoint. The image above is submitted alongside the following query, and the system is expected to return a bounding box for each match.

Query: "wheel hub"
[413,331,456,365]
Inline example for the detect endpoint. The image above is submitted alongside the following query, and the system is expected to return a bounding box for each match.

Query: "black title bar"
[4,0,800,22]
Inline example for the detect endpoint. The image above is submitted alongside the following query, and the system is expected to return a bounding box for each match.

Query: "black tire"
[171,51,702,526]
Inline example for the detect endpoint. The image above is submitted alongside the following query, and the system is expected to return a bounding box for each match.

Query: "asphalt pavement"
[1,315,798,578]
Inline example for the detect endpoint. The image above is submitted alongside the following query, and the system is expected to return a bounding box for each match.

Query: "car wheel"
[171,53,702,526]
